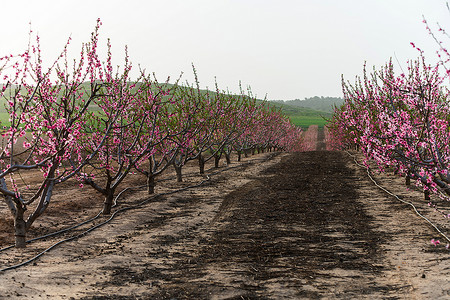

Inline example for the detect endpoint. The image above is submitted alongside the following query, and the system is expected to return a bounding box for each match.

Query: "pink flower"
[55,118,66,129]
[431,239,440,247]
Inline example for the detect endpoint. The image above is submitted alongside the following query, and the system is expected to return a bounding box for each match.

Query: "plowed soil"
[0,133,450,298]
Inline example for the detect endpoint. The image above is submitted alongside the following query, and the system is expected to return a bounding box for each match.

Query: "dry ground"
[0,133,449,299]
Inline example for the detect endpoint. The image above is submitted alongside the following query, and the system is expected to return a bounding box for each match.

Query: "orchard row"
[328,54,450,216]
[0,20,303,248]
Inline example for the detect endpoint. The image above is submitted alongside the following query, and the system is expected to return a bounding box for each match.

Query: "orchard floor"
[0,148,450,298]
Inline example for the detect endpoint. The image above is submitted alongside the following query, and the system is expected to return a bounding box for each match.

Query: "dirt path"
[316,127,326,151]
[0,150,449,299]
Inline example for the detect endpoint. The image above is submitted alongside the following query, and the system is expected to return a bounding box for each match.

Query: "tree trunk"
[424,189,430,201]
[147,173,155,194]
[244,149,249,158]
[224,151,231,165]
[214,153,221,168]
[198,154,205,174]
[103,189,114,215]
[174,164,183,182]
[237,150,242,162]
[405,175,411,186]
[14,206,26,248]
[147,159,156,194]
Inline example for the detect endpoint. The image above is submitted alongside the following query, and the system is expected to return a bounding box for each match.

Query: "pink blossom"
[431,239,440,247]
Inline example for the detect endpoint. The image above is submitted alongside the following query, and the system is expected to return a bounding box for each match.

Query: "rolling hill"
[271,96,343,113]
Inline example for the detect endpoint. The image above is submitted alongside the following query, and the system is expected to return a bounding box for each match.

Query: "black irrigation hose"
[346,150,450,244]
[0,185,148,254]
[0,211,104,253]
[0,178,210,272]
[0,153,276,272]
[0,177,211,272]
[0,158,264,254]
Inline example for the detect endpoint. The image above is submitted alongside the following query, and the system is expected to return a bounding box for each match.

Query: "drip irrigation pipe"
[0,185,147,254]
[346,150,450,244]
[0,211,104,253]
[0,153,276,272]
[0,155,271,253]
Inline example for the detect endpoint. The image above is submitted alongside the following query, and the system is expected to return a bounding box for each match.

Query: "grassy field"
[288,115,328,129]
[0,105,329,129]
[269,100,330,129]
[0,83,331,129]
[0,111,329,129]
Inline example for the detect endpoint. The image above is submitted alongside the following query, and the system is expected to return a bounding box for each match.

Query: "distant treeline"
[271,96,343,113]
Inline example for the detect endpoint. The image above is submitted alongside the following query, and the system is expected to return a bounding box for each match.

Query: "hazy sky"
[1,0,449,100]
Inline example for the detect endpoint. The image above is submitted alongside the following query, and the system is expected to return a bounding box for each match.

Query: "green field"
[268,100,330,129]
[0,111,329,130]
[0,83,332,130]
[288,115,328,129]
[0,106,329,129]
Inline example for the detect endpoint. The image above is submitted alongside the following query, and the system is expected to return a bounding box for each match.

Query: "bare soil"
[0,134,450,299]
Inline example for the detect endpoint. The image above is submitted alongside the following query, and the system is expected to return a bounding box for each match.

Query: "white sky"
[0,0,449,100]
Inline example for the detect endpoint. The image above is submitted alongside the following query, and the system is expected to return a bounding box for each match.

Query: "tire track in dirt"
[0,152,286,299]
[1,151,449,299]
[139,151,450,299]
[146,151,403,299]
